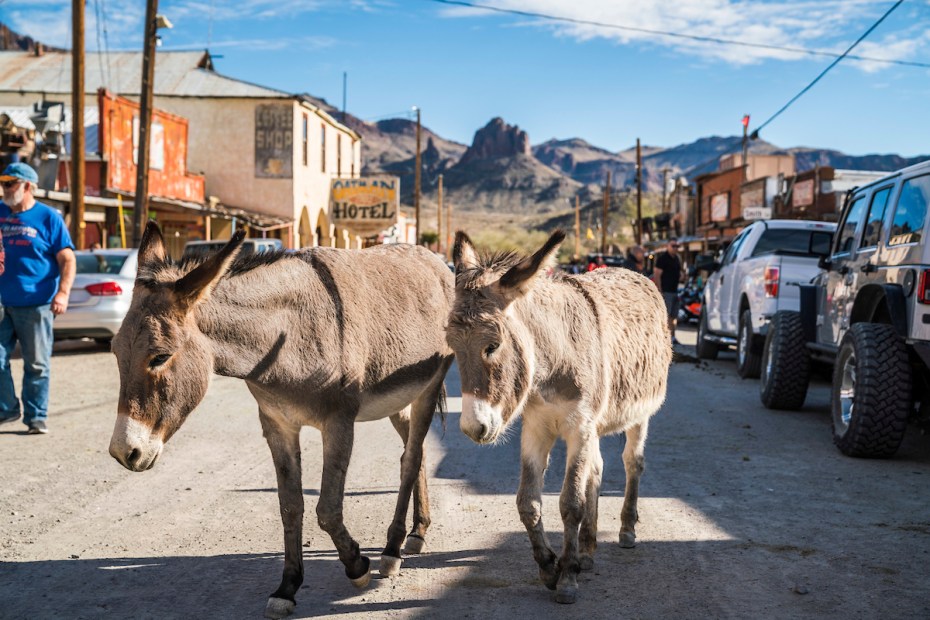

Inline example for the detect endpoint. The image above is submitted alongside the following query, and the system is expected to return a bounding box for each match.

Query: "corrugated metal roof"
[0,50,290,99]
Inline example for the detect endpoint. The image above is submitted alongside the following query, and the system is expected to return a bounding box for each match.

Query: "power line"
[751,0,904,137]
[427,0,930,69]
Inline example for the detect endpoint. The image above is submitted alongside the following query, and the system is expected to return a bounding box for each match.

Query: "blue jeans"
[0,304,54,425]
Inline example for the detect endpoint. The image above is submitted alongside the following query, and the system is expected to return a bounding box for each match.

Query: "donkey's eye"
[149,353,172,369]
[484,342,500,356]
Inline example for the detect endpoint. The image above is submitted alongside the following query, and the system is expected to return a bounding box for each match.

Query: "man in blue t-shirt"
[0,162,76,434]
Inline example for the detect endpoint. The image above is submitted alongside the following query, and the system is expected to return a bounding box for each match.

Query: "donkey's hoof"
[540,567,559,591]
[619,532,637,548]
[350,570,372,589]
[403,534,427,555]
[578,555,595,571]
[555,584,579,604]
[264,597,295,619]
[379,554,403,577]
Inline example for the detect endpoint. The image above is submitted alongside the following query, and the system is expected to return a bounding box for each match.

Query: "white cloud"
[435,0,929,70]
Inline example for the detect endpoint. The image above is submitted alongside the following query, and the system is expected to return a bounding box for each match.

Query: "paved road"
[2,327,930,619]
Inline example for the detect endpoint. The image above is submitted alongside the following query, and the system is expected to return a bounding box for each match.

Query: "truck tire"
[737,309,763,379]
[696,308,718,360]
[831,323,911,458]
[760,311,810,410]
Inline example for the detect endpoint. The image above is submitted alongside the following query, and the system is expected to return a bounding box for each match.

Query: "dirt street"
[2,326,930,619]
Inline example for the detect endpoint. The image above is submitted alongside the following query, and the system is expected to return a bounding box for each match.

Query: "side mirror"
[818,255,832,271]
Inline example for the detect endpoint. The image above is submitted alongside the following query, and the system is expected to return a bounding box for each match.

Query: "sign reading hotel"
[330,177,400,236]
[255,105,293,178]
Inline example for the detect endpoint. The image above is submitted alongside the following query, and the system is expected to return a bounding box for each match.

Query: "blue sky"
[3,0,930,157]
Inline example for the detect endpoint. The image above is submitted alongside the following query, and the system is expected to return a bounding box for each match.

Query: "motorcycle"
[677,280,703,324]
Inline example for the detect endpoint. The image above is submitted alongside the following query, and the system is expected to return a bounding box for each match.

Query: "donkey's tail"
[435,383,447,437]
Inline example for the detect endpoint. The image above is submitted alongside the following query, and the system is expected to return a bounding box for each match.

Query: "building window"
[302,114,308,166]
[337,133,342,177]
[320,124,326,173]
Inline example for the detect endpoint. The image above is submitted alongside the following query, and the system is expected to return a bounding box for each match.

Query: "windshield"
[75,253,129,275]
[750,229,829,257]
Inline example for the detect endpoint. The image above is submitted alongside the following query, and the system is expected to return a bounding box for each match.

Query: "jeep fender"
[849,283,908,338]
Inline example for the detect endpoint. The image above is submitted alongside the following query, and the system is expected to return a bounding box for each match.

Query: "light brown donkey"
[108,223,454,619]
[447,230,671,604]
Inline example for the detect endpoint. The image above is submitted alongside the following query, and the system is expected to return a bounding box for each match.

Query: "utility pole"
[661,166,671,213]
[414,106,421,246]
[601,171,611,255]
[437,173,443,255]
[70,0,85,249]
[574,194,580,259]
[636,138,643,245]
[342,71,347,124]
[133,0,159,247]
[741,114,750,182]
[445,194,452,261]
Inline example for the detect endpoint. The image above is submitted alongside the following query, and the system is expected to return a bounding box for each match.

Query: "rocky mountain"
[0,23,64,53]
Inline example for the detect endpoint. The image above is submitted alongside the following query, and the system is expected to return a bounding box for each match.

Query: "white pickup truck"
[696,219,836,378]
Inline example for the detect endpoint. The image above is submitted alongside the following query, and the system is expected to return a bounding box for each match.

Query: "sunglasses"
[1,180,22,188]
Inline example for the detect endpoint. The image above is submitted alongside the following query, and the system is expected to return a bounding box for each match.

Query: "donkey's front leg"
[389,408,431,555]
[318,416,371,587]
[381,371,446,576]
[555,429,600,605]
[517,418,559,590]
[619,422,648,548]
[260,412,305,620]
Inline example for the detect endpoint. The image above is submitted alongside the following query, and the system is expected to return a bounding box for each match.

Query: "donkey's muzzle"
[109,414,164,472]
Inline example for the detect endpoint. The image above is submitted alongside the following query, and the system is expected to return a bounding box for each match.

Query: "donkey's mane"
[137,248,297,288]
[456,250,521,289]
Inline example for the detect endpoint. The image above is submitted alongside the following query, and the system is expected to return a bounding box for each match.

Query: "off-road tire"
[737,309,763,379]
[696,308,719,360]
[760,311,810,410]
[831,323,911,458]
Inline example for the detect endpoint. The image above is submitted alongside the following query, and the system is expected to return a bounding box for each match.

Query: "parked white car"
[696,219,836,378]
[54,249,138,343]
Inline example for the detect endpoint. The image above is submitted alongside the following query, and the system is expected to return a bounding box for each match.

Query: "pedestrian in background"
[0,163,75,435]
[586,255,607,271]
[653,238,684,345]
[623,245,649,276]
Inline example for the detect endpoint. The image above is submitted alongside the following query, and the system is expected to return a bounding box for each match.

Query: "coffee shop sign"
[330,177,399,235]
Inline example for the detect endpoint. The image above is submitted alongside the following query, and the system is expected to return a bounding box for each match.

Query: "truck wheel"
[696,308,718,360]
[760,311,810,410]
[832,323,911,458]
[737,309,763,379]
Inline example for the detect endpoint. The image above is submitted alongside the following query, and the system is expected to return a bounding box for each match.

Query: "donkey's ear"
[496,230,565,301]
[452,231,480,274]
[138,221,167,267]
[174,230,246,310]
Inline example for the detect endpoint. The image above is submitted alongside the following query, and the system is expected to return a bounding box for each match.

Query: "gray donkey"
[447,230,671,604]
[108,223,454,619]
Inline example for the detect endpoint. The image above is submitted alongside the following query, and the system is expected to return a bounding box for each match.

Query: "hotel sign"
[330,177,400,236]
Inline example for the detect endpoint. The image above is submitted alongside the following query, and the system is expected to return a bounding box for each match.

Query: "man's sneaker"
[27,421,48,434]
[0,411,21,425]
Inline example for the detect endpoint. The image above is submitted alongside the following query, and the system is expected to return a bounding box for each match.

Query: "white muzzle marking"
[109,414,163,472]
[460,395,502,444]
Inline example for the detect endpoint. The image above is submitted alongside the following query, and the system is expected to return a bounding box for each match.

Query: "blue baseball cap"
[0,162,39,184]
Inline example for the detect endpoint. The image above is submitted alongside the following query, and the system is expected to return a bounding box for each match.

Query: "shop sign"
[711,193,729,222]
[793,179,814,207]
[255,105,293,178]
[330,177,399,236]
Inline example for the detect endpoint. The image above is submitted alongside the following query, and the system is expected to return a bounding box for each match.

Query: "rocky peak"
[459,117,531,165]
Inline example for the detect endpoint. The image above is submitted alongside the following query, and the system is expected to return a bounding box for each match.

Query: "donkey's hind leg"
[381,360,451,577]
[620,421,648,548]
[578,443,604,571]
[389,406,431,554]
[317,415,372,588]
